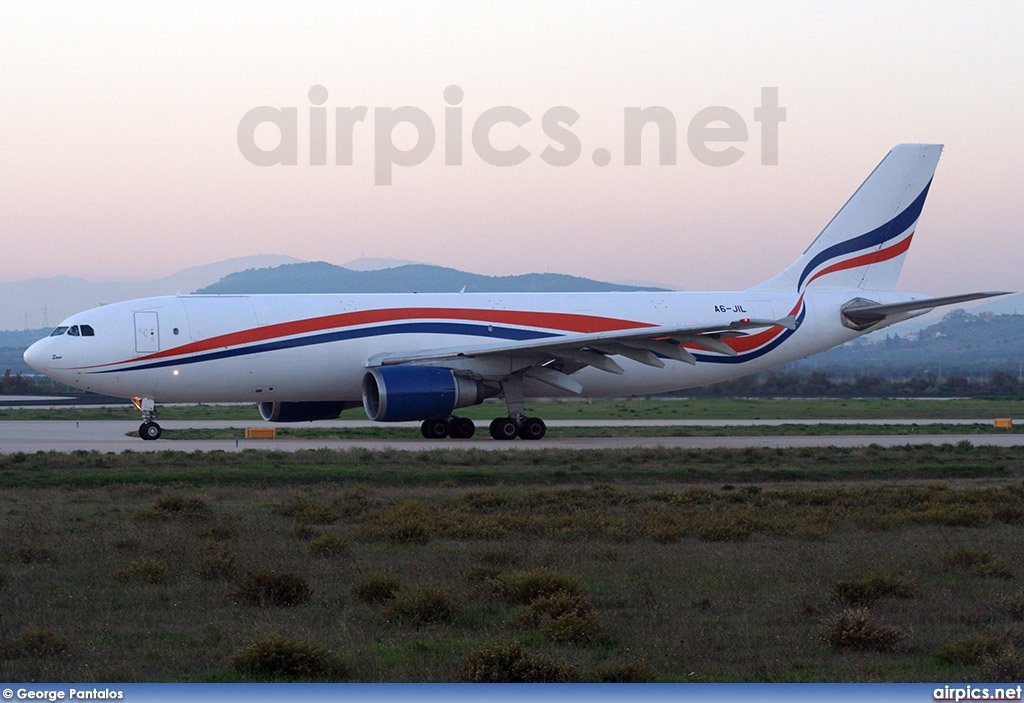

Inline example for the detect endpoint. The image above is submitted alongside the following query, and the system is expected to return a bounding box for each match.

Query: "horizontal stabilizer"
[842,291,1013,329]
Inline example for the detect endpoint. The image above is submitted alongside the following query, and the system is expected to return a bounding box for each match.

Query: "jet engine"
[362,366,495,422]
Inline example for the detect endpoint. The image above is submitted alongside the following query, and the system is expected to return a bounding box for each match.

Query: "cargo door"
[134,311,160,353]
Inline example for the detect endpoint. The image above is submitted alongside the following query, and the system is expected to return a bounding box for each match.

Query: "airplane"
[23,144,1010,441]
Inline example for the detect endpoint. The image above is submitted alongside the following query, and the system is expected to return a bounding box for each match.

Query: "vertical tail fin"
[753,144,943,293]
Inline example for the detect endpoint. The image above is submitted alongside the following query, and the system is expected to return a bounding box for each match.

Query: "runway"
[1,418,1021,453]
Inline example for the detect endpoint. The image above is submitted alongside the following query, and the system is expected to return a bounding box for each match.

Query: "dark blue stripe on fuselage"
[796,180,932,291]
[91,321,562,374]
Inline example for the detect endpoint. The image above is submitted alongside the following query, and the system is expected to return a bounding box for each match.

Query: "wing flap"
[525,366,584,394]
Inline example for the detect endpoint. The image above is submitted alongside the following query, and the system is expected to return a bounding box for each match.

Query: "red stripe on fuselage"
[105,307,658,368]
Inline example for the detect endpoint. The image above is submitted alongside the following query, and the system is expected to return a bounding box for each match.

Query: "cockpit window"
[48,324,95,337]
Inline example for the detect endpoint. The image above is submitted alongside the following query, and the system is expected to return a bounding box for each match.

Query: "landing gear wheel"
[139,421,162,441]
[421,418,450,439]
[489,417,519,440]
[449,417,476,439]
[518,417,546,440]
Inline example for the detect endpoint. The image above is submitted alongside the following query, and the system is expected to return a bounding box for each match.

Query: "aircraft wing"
[367,315,797,393]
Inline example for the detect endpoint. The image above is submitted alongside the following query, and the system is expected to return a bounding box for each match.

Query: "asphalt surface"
[1,418,1021,453]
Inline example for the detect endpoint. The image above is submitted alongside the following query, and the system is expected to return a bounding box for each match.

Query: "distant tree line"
[0,368,42,394]
[688,370,1024,398]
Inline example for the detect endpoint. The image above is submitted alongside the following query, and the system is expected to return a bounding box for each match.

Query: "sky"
[2,1,1022,296]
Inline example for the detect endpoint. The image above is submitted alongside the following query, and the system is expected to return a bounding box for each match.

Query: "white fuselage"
[22,288,915,410]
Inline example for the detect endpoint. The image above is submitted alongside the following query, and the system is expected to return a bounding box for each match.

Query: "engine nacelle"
[362,366,494,422]
[258,401,350,423]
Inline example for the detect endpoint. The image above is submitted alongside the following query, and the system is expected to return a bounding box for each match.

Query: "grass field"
[2,443,1023,682]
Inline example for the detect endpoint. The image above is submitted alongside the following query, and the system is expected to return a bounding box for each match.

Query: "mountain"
[341,257,426,271]
[973,291,1024,316]
[195,262,668,295]
[0,255,302,331]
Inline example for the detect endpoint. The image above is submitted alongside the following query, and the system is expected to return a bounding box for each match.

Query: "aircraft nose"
[23,339,50,373]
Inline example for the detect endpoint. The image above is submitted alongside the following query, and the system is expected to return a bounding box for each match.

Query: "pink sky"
[2,1,1021,296]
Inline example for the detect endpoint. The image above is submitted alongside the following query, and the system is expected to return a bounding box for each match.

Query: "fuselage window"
[80,325,95,336]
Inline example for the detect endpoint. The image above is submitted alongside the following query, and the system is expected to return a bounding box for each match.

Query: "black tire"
[449,417,476,439]
[518,417,546,440]
[421,418,450,439]
[489,417,519,440]
[139,421,162,441]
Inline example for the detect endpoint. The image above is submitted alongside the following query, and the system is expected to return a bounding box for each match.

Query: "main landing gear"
[132,397,162,441]
[419,374,547,441]
[419,415,547,440]
[489,416,546,440]
[420,416,476,439]
[489,374,546,440]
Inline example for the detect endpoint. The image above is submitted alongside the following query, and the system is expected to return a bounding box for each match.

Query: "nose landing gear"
[132,397,162,441]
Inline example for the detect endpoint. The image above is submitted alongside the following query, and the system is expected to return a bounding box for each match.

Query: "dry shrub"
[933,634,1007,665]
[334,485,376,517]
[459,641,579,682]
[154,492,208,514]
[817,608,906,651]
[309,533,350,558]
[515,591,602,644]
[980,645,1024,680]
[232,569,311,607]
[13,543,54,564]
[915,504,993,528]
[290,524,320,541]
[196,540,236,580]
[351,570,400,605]
[941,548,1014,579]
[999,590,1024,620]
[832,571,918,607]
[501,567,581,604]
[1,629,70,658]
[114,558,169,584]
[383,584,457,626]
[228,634,331,680]
[592,658,657,682]
[696,512,754,542]
[381,500,431,544]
